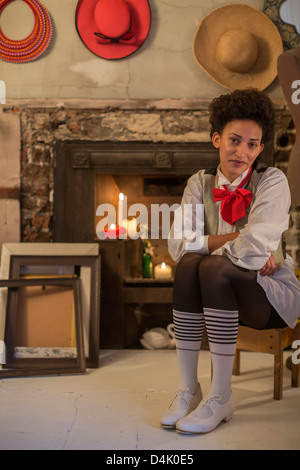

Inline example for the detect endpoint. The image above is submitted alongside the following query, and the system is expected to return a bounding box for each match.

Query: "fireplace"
[53,140,222,240]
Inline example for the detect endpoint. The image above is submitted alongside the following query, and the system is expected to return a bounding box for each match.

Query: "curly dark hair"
[208,88,276,144]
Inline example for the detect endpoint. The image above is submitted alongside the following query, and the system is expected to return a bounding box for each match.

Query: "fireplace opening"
[94,172,189,273]
[94,173,187,226]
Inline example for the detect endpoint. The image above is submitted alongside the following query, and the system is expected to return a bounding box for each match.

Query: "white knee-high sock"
[204,307,239,403]
[173,309,205,395]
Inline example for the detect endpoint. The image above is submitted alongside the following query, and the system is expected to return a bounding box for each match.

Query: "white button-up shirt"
[168,166,300,328]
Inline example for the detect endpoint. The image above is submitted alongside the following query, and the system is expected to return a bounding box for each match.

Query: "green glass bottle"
[142,240,153,278]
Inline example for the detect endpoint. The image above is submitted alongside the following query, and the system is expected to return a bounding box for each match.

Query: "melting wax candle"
[154,262,172,279]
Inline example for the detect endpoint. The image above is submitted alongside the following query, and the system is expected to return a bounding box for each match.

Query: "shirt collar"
[217,166,250,189]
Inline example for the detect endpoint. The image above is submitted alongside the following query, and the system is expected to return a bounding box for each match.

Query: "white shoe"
[176,394,235,434]
[160,384,203,429]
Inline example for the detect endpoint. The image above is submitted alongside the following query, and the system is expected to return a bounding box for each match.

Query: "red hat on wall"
[75,0,151,60]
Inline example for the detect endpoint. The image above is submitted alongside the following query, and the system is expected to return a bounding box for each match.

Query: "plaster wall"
[0,0,284,101]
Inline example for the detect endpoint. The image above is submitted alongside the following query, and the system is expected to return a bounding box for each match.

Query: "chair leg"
[291,360,300,388]
[274,351,283,400]
[232,349,240,376]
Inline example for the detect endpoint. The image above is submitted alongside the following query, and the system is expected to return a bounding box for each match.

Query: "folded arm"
[214,168,290,271]
[207,232,240,253]
[168,168,290,273]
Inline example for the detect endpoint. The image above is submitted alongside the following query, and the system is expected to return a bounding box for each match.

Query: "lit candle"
[154,262,172,279]
[104,224,126,239]
[118,193,125,227]
[127,218,137,238]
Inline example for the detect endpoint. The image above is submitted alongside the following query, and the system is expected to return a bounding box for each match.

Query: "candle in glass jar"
[154,262,172,279]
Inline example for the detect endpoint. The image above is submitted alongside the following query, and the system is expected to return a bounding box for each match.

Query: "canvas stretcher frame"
[0,277,86,377]
[0,244,101,369]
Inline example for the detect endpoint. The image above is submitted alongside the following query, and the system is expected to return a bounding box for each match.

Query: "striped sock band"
[204,308,239,401]
[204,307,239,347]
[173,309,205,352]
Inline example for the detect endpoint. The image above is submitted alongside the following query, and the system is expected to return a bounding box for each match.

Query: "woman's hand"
[259,252,277,277]
[208,232,240,253]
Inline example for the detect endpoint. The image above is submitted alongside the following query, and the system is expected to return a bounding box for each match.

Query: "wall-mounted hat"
[193,3,283,91]
[76,0,151,60]
[0,0,52,64]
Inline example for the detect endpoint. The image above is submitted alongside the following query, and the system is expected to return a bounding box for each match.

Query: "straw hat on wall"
[193,3,283,91]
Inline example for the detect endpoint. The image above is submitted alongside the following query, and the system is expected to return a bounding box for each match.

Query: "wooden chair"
[232,321,300,400]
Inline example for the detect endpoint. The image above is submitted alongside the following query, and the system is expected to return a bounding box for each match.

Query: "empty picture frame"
[0,278,86,377]
[0,243,101,368]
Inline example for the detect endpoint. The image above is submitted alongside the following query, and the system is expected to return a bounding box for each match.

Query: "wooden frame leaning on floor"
[0,244,101,368]
[0,278,86,378]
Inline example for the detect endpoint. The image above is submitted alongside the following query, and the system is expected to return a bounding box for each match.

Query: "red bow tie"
[212,168,253,225]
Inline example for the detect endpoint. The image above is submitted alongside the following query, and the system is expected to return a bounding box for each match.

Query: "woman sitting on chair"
[160,88,300,434]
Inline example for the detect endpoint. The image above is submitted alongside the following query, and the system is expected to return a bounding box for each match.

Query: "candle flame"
[119,193,124,200]
[161,262,166,269]
[110,224,116,229]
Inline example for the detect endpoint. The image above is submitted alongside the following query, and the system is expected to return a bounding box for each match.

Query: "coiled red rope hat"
[0,0,52,63]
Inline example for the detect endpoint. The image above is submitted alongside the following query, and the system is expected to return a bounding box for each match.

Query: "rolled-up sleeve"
[215,168,291,270]
[168,171,209,262]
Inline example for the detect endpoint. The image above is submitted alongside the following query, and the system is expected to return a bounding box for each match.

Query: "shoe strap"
[202,394,222,407]
[170,387,190,407]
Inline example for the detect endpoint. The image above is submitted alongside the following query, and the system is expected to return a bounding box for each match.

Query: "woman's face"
[212,119,264,183]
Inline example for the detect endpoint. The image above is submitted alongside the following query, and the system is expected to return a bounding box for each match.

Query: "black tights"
[173,253,287,330]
